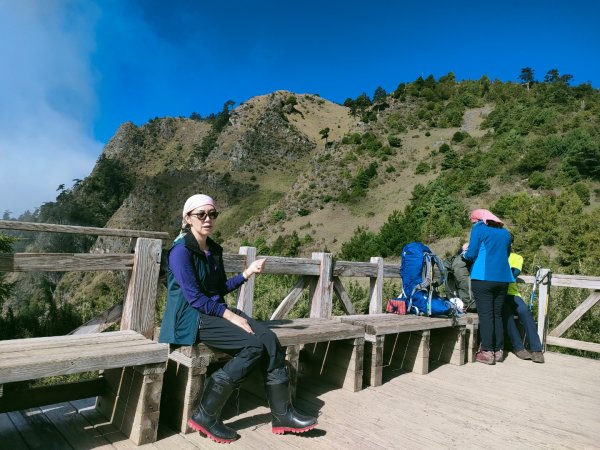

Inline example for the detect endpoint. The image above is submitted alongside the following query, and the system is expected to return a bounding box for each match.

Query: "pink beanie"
[470,209,504,226]
[182,194,216,220]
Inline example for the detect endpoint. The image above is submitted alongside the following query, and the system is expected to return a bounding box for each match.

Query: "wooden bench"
[0,222,172,445]
[337,313,479,387]
[0,330,169,445]
[159,317,365,433]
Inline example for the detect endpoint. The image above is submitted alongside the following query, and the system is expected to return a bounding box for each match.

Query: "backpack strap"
[408,252,435,315]
[432,253,451,293]
[424,253,434,315]
[433,253,459,316]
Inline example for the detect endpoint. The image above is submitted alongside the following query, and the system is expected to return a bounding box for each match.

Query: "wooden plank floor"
[1,351,599,449]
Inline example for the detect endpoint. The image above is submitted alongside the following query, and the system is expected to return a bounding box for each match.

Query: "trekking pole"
[522,268,541,348]
[529,266,542,312]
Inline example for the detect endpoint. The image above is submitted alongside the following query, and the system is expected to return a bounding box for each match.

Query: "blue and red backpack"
[397,242,457,316]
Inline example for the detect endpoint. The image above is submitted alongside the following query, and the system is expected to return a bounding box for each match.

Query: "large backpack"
[399,242,456,316]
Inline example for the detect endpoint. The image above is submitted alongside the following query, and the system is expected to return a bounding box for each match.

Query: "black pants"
[471,280,508,352]
[198,308,285,385]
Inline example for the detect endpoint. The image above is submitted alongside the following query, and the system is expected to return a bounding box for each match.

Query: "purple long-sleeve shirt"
[168,244,246,317]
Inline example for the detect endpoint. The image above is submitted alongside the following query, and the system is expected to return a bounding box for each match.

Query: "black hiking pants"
[198,308,286,385]
[471,280,508,352]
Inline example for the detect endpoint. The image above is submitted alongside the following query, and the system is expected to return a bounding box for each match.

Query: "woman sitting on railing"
[159,194,317,444]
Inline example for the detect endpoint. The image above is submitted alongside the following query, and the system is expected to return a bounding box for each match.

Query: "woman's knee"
[257,328,279,346]
[243,336,264,356]
[513,297,528,313]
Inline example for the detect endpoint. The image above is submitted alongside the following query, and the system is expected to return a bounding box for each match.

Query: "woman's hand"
[223,309,254,334]
[243,258,266,279]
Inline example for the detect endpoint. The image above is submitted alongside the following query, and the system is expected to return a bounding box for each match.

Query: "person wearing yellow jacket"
[504,253,545,363]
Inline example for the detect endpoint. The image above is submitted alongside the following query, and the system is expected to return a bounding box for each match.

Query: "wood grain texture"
[0,219,169,239]
[121,238,162,337]
[0,331,168,384]
[369,256,384,314]
[236,246,256,315]
[0,253,133,272]
[310,253,333,318]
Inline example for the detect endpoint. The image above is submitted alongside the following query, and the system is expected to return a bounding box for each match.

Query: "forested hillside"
[1,69,599,350]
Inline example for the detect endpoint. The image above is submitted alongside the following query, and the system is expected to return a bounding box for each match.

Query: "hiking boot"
[531,351,545,364]
[494,350,504,363]
[514,348,532,360]
[266,382,318,434]
[188,371,239,443]
[475,350,495,365]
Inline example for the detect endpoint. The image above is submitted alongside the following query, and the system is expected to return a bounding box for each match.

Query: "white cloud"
[0,1,102,217]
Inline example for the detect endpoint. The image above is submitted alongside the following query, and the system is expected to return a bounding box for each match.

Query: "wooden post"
[369,256,384,315]
[121,238,163,338]
[122,237,137,307]
[465,322,479,363]
[236,246,256,315]
[97,362,166,445]
[536,268,552,351]
[310,252,333,318]
[401,331,430,375]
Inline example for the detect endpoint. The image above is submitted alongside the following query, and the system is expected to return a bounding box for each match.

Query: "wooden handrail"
[2,220,599,354]
[0,220,169,240]
[0,253,133,272]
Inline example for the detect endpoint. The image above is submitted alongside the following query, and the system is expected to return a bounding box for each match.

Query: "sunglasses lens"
[191,210,218,220]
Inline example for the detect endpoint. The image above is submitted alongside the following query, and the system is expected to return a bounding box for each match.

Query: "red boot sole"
[187,419,238,443]
[272,421,318,435]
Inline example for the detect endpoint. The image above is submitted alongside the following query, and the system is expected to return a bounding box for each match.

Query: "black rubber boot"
[188,371,239,443]
[266,382,317,435]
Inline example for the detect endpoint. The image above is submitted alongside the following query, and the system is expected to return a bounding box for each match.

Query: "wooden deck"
[1,351,598,449]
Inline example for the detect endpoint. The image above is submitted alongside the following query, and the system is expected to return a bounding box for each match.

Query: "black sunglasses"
[189,210,219,220]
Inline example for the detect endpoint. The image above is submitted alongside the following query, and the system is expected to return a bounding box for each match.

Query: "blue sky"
[1,0,599,217]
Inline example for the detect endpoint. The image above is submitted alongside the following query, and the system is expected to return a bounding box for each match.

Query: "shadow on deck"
[1,351,599,449]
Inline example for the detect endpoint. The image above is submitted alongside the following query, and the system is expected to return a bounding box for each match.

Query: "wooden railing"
[538,274,600,353]
[227,250,394,319]
[0,220,168,338]
[1,220,598,353]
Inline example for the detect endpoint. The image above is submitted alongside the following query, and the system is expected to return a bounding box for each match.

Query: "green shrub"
[415,162,430,174]
[459,137,475,149]
[272,210,286,222]
[284,95,297,106]
[452,131,467,143]
[567,182,591,205]
[441,150,460,169]
[388,134,403,148]
[466,179,491,196]
[517,147,551,174]
[528,171,549,189]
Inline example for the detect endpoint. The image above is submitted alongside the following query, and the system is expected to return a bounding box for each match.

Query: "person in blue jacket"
[159,194,316,443]
[462,209,513,365]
